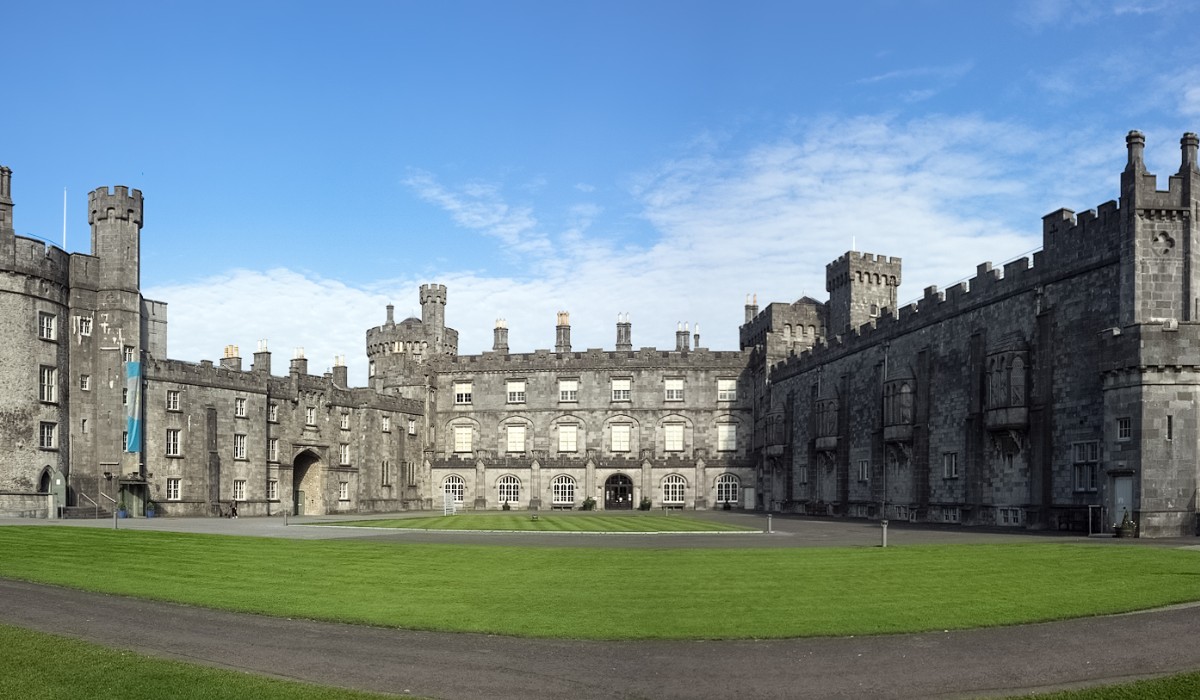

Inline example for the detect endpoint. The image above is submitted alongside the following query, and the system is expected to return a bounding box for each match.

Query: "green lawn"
[0,624,405,700]
[324,513,756,531]
[0,527,1198,640]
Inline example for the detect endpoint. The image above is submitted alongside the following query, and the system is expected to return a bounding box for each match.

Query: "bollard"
[284,511,289,526]
[767,513,773,534]
[881,519,889,548]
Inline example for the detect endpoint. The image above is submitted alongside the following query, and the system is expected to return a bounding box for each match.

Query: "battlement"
[0,234,72,287]
[88,186,143,227]
[826,251,902,292]
[440,345,751,373]
[419,283,447,304]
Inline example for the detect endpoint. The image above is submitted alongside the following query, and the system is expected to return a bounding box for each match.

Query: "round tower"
[89,186,144,294]
[420,283,447,333]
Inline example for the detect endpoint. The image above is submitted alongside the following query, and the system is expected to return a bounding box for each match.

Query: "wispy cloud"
[857,62,974,85]
[402,170,551,255]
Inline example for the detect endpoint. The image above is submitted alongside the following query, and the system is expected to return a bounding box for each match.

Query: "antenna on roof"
[62,188,67,250]
[851,236,856,252]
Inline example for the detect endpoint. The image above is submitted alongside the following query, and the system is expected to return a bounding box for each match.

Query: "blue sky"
[5,0,1200,383]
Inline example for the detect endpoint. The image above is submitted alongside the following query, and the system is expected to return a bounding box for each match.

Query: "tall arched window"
[443,475,465,503]
[715,474,740,504]
[551,475,576,505]
[497,475,521,505]
[662,474,686,505]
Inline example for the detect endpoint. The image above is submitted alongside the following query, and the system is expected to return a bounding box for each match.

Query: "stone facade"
[1,130,1198,536]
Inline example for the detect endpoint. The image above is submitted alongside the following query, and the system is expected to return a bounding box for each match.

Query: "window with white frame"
[558,424,578,452]
[798,465,809,484]
[454,382,472,405]
[559,379,578,402]
[166,429,181,456]
[611,424,631,452]
[340,412,350,430]
[39,366,57,403]
[233,479,246,501]
[235,397,247,417]
[664,423,684,452]
[552,475,576,505]
[506,425,526,453]
[857,459,869,482]
[998,507,1022,525]
[662,474,686,505]
[497,474,520,504]
[38,312,56,340]
[340,443,350,465]
[717,423,737,452]
[121,346,134,363]
[339,481,349,501]
[715,474,740,504]
[506,380,526,404]
[233,434,247,460]
[664,378,684,401]
[443,475,465,503]
[453,425,473,453]
[166,390,180,411]
[1117,417,1132,441]
[943,452,959,479]
[268,403,278,422]
[1072,441,1099,492]
[267,480,278,500]
[717,379,737,401]
[267,438,278,462]
[80,374,90,391]
[39,422,57,449]
[78,316,92,336]
[408,419,417,435]
[167,478,181,501]
[611,378,631,401]
[305,407,316,425]
[381,415,390,432]
[941,507,960,523]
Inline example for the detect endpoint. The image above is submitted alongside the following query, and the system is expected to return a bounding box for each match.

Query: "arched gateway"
[292,449,324,516]
[604,473,634,510]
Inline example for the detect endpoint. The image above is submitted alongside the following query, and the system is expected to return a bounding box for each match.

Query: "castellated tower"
[1119,130,1200,326]
[90,186,143,294]
[366,285,459,401]
[420,283,447,338]
[825,252,901,337]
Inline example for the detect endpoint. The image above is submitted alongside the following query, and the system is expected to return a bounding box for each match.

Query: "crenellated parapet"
[88,186,143,227]
[438,345,751,374]
[825,251,902,292]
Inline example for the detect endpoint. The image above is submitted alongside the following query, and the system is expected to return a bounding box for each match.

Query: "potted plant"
[638,496,652,511]
[501,500,511,511]
[581,496,596,511]
[117,497,128,519]
[1116,509,1137,538]
[145,500,157,518]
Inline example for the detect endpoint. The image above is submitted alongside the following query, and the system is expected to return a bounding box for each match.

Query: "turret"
[0,166,13,233]
[419,284,447,332]
[89,186,143,294]
[825,252,901,338]
[555,311,571,353]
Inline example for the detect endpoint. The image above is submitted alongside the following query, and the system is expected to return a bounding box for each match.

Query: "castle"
[1,130,1197,537]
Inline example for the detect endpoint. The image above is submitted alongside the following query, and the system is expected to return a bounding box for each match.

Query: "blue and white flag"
[124,360,142,453]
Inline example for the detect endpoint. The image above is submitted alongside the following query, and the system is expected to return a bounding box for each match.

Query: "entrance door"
[604,474,633,510]
[294,490,305,516]
[1111,475,1133,526]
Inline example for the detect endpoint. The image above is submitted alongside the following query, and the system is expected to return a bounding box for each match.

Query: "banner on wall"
[124,360,142,453]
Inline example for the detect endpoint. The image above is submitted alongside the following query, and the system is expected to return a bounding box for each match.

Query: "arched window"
[1010,356,1026,406]
[443,475,465,503]
[715,474,740,504]
[497,475,520,505]
[662,474,686,505]
[551,475,576,505]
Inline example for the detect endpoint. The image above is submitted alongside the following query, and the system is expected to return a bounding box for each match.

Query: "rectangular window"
[1117,417,1131,441]
[943,452,959,479]
[664,378,684,401]
[408,419,417,436]
[799,466,809,484]
[664,424,684,452]
[38,312,56,340]
[381,460,392,486]
[717,379,737,401]
[558,424,578,452]
[268,403,278,422]
[166,429,181,456]
[454,382,472,405]
[506,380,526,404]
[166,390,180,411]
[80,374,90,391]
[559,379,578,402]
[78,316,92,336]
[339,481,349,501]
[381,415,390,432]
[340,412,350,430]
[453,426,472,453]
[1167,415,1173,441]
[611,378,631,402]
[122,431,128,451]
[233,479,246,501]
[267,438,279,462]
[39,366,57,403]
[611,424,631,452]
[122,346,135,363]
[122,388,128,405]
[340,443,350,465]
[506,425,526,453]
[717,424,737,452]
[857,459,869,482]
[235,397,247,417]
[167,478,181,501]
[305,407,316,425]
[233,434,247,460]
[1072,441,1099,492]
[267,480,278,501]
[39,422,57,449]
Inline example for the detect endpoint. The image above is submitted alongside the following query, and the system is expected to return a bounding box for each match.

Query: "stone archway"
[292,450,325,516]
[604,474,634,510]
